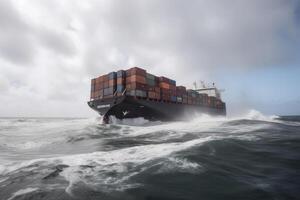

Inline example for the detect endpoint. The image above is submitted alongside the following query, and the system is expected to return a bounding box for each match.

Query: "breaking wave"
[0,110,299,199]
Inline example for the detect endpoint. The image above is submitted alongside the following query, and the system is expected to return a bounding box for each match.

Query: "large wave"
[0,110,299,199]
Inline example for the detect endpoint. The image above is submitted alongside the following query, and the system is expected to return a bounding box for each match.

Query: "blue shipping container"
[146,79,156,86]
[116,85,124,92]
[171,96,177,102]
[169,79,176,85]
[108,72,117,80]
[117,70,125,78]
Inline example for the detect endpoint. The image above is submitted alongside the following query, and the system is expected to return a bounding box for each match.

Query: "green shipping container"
[146,73,156,80]
[146,78,156,86]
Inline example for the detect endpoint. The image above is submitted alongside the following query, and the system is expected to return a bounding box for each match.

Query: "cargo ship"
[88,67,226,123]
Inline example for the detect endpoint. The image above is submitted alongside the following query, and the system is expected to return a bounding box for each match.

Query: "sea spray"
[0,111,299,199]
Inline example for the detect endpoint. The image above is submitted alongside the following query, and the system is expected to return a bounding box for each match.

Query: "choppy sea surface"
[0,110,299,200]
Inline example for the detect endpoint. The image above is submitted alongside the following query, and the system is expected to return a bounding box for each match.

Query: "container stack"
[147,73,161,100]
[215,99,225,109]
[208,96,217,108]
[90,78,96,100]
[176,86,186,103]
[159,77,176,102]
[116,70,126,96]
[102,72,116,98]
[221,102,226,109]
[199,93,209,106]
[126,67,148,98]
[90,72,117,100]
[187,90,199,105]
[92,75,105,100]
[90,66,224,109]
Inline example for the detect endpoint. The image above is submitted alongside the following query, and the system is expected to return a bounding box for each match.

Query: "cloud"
[72,0,300,83]
[0,0,76,66]
[0,0,35,64]
[0,0,299,116]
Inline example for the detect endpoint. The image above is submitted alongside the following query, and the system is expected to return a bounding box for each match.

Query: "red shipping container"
[90,91,95,99]
[95,82,104,90]
[170,89,176,96]
[176,86,186,91]
[161,88,170,94]
[95,77,101,84]
[103,81,109,88]
[96,75,106,83]
[126,67,146,77]
[126,82,148,91]
[103,74,109,82]
[169,85,176,91]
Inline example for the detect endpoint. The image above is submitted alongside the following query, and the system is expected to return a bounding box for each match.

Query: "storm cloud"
[0,0,299,117]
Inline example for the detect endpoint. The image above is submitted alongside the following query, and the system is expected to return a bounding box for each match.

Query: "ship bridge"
[195,87,223,100]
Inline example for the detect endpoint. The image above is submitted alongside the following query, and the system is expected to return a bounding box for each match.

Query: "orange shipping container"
[117,77,125,85]
[126,75,146,84]
[109,79,116,87]
[159,82,170,89]
[126,82,148,90]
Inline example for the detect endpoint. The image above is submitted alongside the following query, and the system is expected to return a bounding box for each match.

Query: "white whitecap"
[8,187,38,200]
[156,157,203,174]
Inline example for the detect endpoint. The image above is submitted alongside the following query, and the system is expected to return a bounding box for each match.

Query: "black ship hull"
[88,96,226,122]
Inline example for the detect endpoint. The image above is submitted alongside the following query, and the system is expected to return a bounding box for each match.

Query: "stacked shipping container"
[147,73,161,100]
[159,77,176,102]
[90,67,224,109]
[116,70,126,96]
[126,67,148,98]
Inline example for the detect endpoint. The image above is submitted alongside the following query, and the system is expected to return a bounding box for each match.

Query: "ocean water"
[0,110,299,200]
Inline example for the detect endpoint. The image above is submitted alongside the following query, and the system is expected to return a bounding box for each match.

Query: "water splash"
[0,110,299,200]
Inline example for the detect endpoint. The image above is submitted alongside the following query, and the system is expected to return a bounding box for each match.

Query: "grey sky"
[0,0,299,117]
